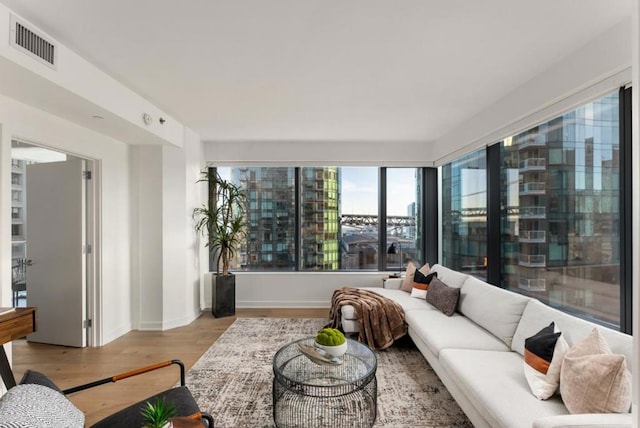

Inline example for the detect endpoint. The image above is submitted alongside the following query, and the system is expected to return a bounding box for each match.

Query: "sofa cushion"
[439,348,569,428]
[511,300,633,365]
[425,277,460,316]
[429,264,469,289]
[532,413,632,428]
[523,322,569,400]
[458,276,530,348]
[560,328,631,414]
[0,384,84,428]
[405,309,509,358]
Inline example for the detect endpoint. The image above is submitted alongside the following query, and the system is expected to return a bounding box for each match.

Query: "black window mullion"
[379,168,387,271]
[423,167,438,265]
[294,167,301,271]
[619,86,632,334]
[486,144,501,286]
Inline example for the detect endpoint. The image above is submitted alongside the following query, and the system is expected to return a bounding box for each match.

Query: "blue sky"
[341,167,416,216]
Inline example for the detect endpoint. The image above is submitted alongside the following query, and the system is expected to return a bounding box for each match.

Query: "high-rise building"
[501,93,620,323]
[231,167,341,271]
[301,167,341,270]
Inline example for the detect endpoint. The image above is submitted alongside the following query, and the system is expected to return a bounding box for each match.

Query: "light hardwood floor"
[12,308,329,426]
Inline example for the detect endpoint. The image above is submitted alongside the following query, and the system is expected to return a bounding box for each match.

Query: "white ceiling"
[0,0,631,143]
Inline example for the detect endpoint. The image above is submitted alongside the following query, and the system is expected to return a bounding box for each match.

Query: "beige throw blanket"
[329,286,406,351]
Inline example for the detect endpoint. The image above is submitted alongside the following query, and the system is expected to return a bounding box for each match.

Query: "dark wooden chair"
[19,359,214,427]
[0,308,212,427]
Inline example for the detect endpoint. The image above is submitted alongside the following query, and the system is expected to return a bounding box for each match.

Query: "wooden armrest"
[62,359,185,395]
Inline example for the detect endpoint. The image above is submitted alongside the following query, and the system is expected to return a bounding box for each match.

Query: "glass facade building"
[301,167,341,270]
[441,150,488,280]
[500,92,620,326]
[441,91,622,328]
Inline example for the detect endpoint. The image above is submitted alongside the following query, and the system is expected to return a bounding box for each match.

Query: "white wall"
[0,94,132,345]
[131,137,203,331]
[204,140,434,167]
[130,145,163,330]
[0,3,184,147]
[204,271,391,310]
[432,18,632,166]
[233,272,390,309]
[183,128,207,311]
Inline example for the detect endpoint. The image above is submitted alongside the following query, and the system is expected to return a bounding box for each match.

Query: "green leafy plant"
[193,169,247,275]
[140,397,176,428]
[315,328,346,346]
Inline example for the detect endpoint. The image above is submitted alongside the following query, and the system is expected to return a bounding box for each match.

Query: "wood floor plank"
[12,308,329,426]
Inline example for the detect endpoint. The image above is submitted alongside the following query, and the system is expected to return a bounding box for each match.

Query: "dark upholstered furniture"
[17,359,213,427]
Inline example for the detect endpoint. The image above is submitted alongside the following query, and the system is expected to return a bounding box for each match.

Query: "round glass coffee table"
[272,337,377,428]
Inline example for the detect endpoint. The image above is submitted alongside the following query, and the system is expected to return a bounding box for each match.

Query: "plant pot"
[315,341,348,358]
[212,274,235,318]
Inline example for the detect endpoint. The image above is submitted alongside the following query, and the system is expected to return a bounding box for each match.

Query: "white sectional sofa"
[339,264,633,428]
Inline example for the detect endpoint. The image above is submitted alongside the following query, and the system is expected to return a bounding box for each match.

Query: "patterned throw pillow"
[0,383,84,428]
[400,263,430,292]
[425,277,460,316]
[523,322,569,400]
[560,328,631,414]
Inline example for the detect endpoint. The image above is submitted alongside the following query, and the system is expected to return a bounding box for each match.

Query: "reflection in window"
[386,168,421,271]
[338,167,379,270]
[500,92,620,328]
[301,167,341,270]
[441,149,488,280]
[215,166,424,272]
[218,167,296,271]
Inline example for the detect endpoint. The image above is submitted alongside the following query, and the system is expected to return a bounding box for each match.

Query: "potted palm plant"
[193,168,247,317]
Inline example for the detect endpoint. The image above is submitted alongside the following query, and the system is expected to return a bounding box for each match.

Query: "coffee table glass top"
[273,337,376,387]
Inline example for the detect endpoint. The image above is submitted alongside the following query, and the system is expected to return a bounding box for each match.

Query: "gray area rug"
[186,318,472,428]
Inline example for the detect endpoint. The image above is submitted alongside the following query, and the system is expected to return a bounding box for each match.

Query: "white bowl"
[315,341,348,358]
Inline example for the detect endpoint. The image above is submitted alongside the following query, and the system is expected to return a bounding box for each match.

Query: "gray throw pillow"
[425,277,460,316]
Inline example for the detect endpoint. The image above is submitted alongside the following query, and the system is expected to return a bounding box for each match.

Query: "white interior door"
[26,158,87,347]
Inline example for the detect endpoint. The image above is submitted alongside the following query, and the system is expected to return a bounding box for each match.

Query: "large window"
[213,166,430,271]
[500,92,621,328]
[386,168,421,271]
[301,167,341,270]
[218,167,296,271]
[442,91,625,330]
[338,167,379,270]
[441,150,488,279]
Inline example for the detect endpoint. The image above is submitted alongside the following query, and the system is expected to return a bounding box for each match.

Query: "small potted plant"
[315,328,348,357]
[140,397,176,428]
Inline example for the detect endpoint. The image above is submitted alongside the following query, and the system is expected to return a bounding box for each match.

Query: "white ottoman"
[340,277,404,334]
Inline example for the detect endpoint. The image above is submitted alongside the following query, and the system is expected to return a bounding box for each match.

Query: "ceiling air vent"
[10,15,57,69]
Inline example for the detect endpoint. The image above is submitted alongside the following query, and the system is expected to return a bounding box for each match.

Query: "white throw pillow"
[523,322,569,400]
[410,287,427,300]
